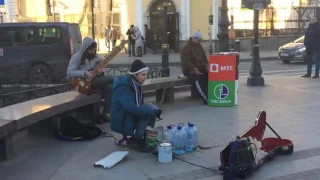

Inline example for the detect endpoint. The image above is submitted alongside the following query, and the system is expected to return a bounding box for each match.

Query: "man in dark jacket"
[180,31,208,104]
[144,24,156,55]
[110,59,162,152]
[126,24,135,57]
[302,16,320,78]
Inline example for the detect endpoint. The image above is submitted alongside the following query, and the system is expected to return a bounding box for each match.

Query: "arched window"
[150,0,176,15]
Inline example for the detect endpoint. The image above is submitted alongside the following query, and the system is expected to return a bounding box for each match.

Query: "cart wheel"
[267,154,276,161]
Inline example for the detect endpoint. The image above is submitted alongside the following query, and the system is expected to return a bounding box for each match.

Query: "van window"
[0,27,35,47]
[36,27,61,45]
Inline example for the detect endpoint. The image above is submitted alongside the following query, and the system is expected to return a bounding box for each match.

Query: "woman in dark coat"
[110,59,162,152]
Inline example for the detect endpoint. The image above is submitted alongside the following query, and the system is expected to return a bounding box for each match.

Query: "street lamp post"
[91,0,95,40]
[247,9,264,86]
[161,0,170,77]
[217,0,230,52]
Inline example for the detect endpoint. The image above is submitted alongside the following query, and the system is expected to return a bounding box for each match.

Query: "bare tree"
[78,0,113,37]
[78,0,89,25]
[265,6,276,36]
[45,0,52,22]
[293,0,313,34]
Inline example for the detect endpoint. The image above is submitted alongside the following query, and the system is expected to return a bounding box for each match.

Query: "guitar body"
[70,40,128,94]
[71,77,92,94]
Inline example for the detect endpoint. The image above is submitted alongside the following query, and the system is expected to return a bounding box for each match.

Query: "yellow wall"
[190,0,212,40]
[19,0,47,21]
[19,0,86,22]
[126,0,136,28]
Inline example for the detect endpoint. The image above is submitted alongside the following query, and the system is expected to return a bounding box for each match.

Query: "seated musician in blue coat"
[110,59,162,152]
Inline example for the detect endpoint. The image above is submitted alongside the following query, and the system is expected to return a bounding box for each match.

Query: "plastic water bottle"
[172,124,187,155]
[164,125,175,144]
[186,122,198,151]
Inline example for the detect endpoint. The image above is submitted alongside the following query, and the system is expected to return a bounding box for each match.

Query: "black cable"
[173,155,222,173]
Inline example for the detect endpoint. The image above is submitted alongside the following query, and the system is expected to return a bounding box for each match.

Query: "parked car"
[0,22,82,84]
[278,36,307,64]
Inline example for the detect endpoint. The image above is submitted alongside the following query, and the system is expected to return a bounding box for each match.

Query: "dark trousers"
[112,40,117,50]
[134,116,156,138]
[144,41,156,55]
[136,46,143,57]
[306,54,313,76]
[183,67,208,103]
[91,75,114,113]
[313,52,320,76]
[128,41,135,56]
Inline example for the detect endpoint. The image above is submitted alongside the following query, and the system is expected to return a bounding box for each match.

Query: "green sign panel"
[208,81,236,107]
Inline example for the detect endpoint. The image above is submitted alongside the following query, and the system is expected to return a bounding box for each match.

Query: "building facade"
[1,0,222,50]
[0,0,313,51]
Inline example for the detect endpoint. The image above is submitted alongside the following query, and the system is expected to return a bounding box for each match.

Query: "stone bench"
[0,76,197,161]
[143,76,194,103]
[0,91,101,160]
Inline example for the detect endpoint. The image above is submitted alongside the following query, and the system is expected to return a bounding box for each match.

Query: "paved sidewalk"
[102,50,278,67]
[2,75,320,180]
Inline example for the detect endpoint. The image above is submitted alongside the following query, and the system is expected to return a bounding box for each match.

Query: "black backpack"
[54,115,102,141]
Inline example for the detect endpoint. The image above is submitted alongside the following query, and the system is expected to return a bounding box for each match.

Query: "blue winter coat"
[110,75,159,136]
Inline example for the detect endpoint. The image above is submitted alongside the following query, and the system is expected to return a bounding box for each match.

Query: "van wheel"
[29,64,53,84]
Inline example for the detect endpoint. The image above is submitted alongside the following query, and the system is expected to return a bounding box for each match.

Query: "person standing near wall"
[104,25,111,52]
[109,26,118,50]
[132,26,143,57]
[144,24,156,55]
[126,25,136,57]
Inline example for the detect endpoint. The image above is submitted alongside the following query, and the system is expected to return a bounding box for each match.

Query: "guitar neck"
[92,46,122,77]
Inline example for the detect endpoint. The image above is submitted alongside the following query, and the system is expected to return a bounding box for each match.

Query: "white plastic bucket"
[158,143,172,163]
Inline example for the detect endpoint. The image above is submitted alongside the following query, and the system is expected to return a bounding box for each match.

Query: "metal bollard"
[161,44,170,77]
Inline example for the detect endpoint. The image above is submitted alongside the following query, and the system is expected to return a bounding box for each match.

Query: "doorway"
[149,0,177,50]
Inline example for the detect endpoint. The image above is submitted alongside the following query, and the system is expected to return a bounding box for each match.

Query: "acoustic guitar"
[72,40,128,94]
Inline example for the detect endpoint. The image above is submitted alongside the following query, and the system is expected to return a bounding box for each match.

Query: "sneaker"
[312,75,319,78]
[102,113,110,123]
[203,100,208,105]
[302,74,311,78]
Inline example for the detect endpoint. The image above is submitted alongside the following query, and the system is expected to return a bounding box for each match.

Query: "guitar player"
[67,37,114,122]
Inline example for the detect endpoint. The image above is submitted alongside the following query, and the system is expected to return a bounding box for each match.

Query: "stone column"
[186,0,190,38]
[136,0,144,36]
[181,0,190,40]
[212,0,219,39]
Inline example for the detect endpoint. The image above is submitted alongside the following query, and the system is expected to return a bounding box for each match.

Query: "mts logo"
[210,64,233,72]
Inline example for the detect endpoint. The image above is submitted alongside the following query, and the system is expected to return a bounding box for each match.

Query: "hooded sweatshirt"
[133,26,143,47]
[67,37,102,78]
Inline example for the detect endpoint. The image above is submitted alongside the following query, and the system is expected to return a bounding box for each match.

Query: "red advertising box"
[208,55,236,81]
